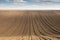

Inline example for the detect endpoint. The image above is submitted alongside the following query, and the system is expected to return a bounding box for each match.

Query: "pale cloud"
[31,0,60,2]
[5,0,26,2]
[0,0,60,10]
[0,3,60,10]
[1,0,60,3]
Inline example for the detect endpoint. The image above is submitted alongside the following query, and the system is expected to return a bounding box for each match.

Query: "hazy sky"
[0,0,60,3]
[0,0,60,10]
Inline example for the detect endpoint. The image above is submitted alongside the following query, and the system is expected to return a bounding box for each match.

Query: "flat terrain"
[0,10,60,40]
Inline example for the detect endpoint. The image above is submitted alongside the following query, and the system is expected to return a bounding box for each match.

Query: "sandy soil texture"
[0,10,60,40]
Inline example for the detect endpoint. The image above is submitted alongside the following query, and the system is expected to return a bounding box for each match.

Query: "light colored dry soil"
[0,10,60,40]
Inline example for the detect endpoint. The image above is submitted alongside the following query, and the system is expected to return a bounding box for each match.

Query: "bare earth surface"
[0,10,60,40]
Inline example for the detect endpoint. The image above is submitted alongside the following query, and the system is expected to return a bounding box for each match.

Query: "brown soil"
[0,10,60,40]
